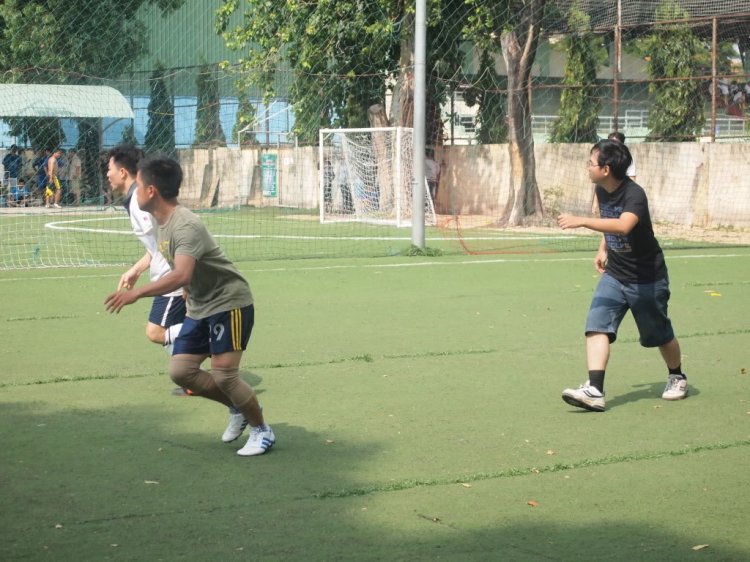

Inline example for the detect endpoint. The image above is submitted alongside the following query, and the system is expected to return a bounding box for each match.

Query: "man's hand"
[104,290,139,314]
[118,267,141,291]
[594,248,607,274]
[558,214,584,230]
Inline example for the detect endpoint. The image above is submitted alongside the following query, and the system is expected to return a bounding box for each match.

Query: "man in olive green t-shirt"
[105,156,274,457]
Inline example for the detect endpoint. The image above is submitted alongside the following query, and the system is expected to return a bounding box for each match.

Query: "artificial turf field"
[1,248,749,561]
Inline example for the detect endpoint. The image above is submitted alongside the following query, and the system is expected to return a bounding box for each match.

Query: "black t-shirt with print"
[596,179,667,284]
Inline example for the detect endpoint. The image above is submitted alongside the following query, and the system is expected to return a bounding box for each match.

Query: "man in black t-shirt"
[556,139,688,412]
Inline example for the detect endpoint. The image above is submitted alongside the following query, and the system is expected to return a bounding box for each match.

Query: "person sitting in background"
[9,178,29,207]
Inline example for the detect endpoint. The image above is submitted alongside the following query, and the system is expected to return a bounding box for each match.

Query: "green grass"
[5,204,746,269]
[1,249,750,561]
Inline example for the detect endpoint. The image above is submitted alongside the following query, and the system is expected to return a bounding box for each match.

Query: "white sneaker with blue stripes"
[237,425,275,457]
[562,380,606,412]
[222,407,249,443]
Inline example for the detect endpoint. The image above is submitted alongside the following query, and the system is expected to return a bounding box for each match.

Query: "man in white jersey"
[106,145,188,368]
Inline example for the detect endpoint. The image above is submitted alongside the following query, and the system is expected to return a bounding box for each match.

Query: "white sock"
[164,323,183,346]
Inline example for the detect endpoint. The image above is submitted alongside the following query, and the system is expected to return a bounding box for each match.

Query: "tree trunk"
[499,5,546,226]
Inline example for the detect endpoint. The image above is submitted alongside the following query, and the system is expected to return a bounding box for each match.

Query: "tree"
[464,0,548,225]
[463,50,508,144]
[627,0,707,142]
[0,0,182,191]
[120,123,139,146]
[145,61,176,156]
[549,4,605,144]
[216,0,467,144]
[194,55,226,147]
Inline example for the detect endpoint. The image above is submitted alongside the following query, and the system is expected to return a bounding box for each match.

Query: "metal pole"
[450,89,455,146]
[395,126,403,226]
[318,131,325,222]
[613,0,621,132]
[411,0,427,247]
[711,18,718,142]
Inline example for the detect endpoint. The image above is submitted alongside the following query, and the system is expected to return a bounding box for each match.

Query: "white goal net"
[319,127,437,227]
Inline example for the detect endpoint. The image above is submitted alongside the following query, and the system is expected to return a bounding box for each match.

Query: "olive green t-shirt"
[157,205,253,319]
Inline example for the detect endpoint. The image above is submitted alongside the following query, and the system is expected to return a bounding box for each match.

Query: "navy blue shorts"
[585,273,674,348]
[148,295,187,328]
[173,304,254,356]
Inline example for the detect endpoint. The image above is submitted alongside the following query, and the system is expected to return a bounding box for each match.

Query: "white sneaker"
[53,203,61,209]
[237,425,275,457]
[662,375,689,401]
[222,407,249,443]
[562,380,606,412]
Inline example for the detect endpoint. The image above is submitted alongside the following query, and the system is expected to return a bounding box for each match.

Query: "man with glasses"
[556,139,687,412]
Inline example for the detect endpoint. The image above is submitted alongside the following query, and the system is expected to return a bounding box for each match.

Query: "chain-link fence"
[1,0,749,267]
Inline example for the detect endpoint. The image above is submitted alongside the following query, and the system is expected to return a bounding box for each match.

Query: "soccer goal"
[319,127,437,227]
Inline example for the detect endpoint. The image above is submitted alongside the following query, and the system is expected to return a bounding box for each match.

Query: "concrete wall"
[437,142,750,228]
[178,142,750,229]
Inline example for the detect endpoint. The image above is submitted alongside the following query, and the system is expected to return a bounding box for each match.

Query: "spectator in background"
[69,149,82,206]
[100,150,112,204]
[45,148,63,209]
[322,158,334,213]
[592,132,636,215]
[57,149,70,202]
[2,145,23,187]
[33,149,51,199]
[9,178,29,207]
[338,160,353,213]
[425,148,441,202]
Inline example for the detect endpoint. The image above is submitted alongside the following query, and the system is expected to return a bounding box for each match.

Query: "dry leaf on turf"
[692,545,709,551]
[546,451,555,456]
[326,440,334,444]
[144,480,159,485]
[654,405,662,409]
[461,483,472,488]
[111,544,118,548]
[741,368,747,374]
[527,501,540,507]
[54,524,63,529]
[531,468,540,474]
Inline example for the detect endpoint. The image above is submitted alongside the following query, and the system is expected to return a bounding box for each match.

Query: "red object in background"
[726,104,744,117]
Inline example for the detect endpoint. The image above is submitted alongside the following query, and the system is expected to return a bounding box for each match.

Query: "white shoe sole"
[662,389,689,401]
[562,391,605,412]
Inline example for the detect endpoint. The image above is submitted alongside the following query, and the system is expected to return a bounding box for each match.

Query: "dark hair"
[137,155,182,199]
[108,144,144,177]
[607,132,626,144]
[591,139,632,181]
[18,178,25,184]
[10,144,17,152]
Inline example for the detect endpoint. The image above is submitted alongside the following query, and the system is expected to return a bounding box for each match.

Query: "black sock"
[588,370,605,393]
[669,365,685,378]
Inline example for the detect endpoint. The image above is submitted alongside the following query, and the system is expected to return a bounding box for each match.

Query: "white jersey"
[126,183,182,297]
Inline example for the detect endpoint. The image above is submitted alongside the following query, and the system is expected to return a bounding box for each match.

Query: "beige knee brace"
[210,366,254,408]
[169,355,212,394]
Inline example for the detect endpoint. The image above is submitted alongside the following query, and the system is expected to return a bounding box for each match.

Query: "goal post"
[319,127,437,228]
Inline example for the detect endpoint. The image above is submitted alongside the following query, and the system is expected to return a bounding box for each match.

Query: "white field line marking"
[2,252,748,282]
[42,217,576,241]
